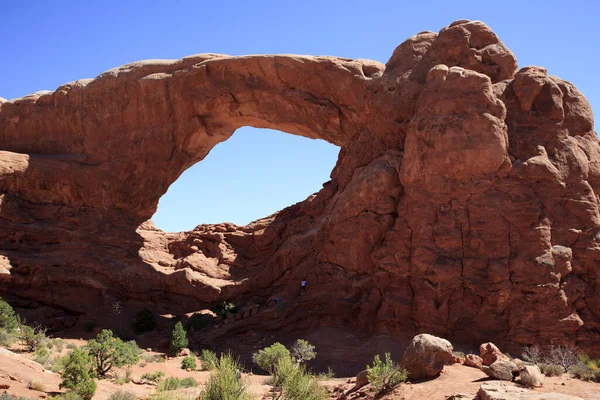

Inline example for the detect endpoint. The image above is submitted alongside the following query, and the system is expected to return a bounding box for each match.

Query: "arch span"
[0,54,383,219]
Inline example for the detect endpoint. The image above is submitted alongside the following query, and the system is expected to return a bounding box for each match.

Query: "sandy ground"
[1,339,599,400]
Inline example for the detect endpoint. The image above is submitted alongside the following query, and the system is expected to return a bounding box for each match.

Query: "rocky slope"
[1,20,599,358]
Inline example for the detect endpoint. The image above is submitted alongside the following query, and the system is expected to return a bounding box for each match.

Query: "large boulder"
[480,343,509,366]
[481,359,519,381]
[477,382,583,400]
[401,334,454,379]
[518,365,544,388]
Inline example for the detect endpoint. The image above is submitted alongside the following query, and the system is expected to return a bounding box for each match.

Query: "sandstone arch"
[1,20,599,361]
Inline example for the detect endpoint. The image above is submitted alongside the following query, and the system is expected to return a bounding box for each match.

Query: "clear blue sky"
[1,1,598,231]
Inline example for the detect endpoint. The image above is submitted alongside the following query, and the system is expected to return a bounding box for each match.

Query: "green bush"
[169,322,188,355]
[2,395,36,400]
[316,367,335,380]
[202,353,251,400]
[181,355,197,371]
[0,297,19,332]
[366,353,407,395]
[60,348,97,400]
[252,342,291,374]
[114,368,132,385]
[52,338,65,352]
[214,302,236,319]
[157,377,198,391]
[47,393,83,400]
[187,313,214,331]
[272,355,327,400]
[133,308,157,334]
[19,325,46,352]
[86,329,140,377]
[200,349,219,371]
[291,339,316,364]
[570,360,600,382]
[51,354,70,373]
[538,363,564,377]
[0,329,17,347]
[33,345,52,367]
[108,391,136,400]
[141,371,165,383]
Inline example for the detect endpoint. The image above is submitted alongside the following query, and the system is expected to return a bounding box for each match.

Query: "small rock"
[464,354,483,369]
[0,383,10,389]
[178,348,191,357]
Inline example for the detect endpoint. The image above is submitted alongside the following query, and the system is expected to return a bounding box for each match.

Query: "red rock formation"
[1,20,599,361]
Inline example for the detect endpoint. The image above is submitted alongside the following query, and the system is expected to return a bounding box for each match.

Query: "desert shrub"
[51,354,70,373]
[200,349,219,371]
[53,338,65,352]
[570,358,600,382]
[522,345,542,365]
[272,355,327,400]
[547,344,579,369]
[253,342,291,374]
[157,377,198,391]
[291,339,316,364]
[86,329,140,377]
[66,343,78,350]
[186,313,214,331]
[0,329,17,347]
[47,394,83,400]
[133,308,157,334]
[538,363,564,376]
[453,351,465,358]
[181,355,197,370]
[214,302,236,319]
[317,367,335,380]
[60,348,97,400]
[141,371,165,383]
[148,392,185,400]
[141,352,166,364]
[2,395,36,400]
[19,324,46,352]
[169,322,187,355]
[366,353,407,395]
[202,353,251,400]
[0,297,19,332]
[114,368,132,385]
[108,391,135,400]
[28,380,45,392]
[33,345,52,367]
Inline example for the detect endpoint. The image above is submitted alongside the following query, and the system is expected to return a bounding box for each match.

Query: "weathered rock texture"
[401,333,454,379]
[1,20,599,358]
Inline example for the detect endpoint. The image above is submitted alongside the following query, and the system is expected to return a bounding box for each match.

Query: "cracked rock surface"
[1,20,599,358]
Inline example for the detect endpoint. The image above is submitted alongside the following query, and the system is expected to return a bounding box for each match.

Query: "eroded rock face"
[0,20,599,359]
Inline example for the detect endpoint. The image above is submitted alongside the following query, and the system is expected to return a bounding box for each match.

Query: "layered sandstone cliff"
[1,20,599,357]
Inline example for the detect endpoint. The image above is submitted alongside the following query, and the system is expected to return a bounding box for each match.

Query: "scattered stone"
[178,348,191,357]
[464,354,484,369]
[401,334,454,379]
[354,370,369,390]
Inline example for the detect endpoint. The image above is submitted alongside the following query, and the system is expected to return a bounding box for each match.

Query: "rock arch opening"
[152,127,340,232]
